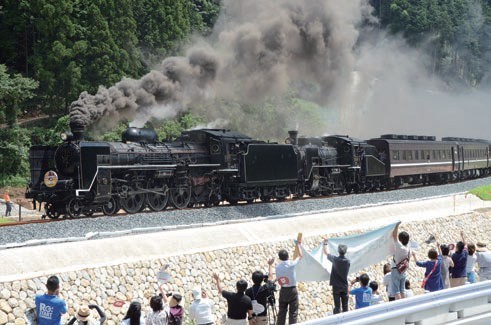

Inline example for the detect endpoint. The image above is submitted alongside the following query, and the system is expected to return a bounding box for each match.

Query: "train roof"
[181,129,252,141]
[370,134,490,144]
[322,135,367,144]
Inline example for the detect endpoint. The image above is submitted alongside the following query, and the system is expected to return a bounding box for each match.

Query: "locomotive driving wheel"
[170,186,191,209]
[66,197,83,218]
[102,196,119,216]
[45,202,61,219]
[120,190,145,214]
[146,185,169,212]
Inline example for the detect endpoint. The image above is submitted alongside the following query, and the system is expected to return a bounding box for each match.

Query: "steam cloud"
[70,0,491,140]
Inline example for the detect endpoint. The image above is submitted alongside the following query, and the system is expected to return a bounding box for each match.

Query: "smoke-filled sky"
[69,0,491,140]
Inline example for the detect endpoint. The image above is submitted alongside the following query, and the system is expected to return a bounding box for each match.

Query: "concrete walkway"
[1,193,490,282]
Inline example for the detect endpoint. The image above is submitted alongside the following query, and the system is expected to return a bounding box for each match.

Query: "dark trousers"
[332,286,349,314]
[5,202,12,216]
[277,286,298,325]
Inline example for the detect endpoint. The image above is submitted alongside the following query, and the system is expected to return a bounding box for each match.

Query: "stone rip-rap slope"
[0,210,490,325]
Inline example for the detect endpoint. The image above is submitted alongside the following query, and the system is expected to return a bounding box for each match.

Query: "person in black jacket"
[213,273,254,324]
[245,271,270,325]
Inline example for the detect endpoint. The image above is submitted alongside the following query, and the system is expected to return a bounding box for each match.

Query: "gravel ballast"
[1,177,490,246]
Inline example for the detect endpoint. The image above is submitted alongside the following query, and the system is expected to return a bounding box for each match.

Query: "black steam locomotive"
[25,126,490,219]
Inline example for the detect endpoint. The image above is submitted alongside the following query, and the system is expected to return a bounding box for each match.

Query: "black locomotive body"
[25,127,491,219]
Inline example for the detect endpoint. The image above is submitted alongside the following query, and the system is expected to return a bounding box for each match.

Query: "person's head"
[123,301,141,324]
[428,248,438,260]
[338,244,348,256]
[440,244,450,256]
[75,305,91,324]
[456,241,465,253]
[236,279,248,294]
[359,273,369,287]
[369,281,379,293]
[46,276,60,294]
[278,249,289,261]
[468,243,476,256]
[252,271,264,286]
[150,295,163,312]
[192,287,202,301]
[398,231,410,246]
[383,263,391,275]
[169,293,182,307]
[405,279,411,290]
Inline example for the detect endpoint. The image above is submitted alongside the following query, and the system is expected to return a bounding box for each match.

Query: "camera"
[263,273,277,293]
[165,292,173,297]
[355,276,360,282]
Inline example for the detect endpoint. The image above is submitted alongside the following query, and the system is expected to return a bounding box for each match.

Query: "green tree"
[0,64,39,127]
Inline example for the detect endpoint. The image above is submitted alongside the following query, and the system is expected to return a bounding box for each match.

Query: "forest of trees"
[0,0,490,186]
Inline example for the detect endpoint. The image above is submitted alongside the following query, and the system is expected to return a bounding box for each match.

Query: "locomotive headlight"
[61,133,68,141]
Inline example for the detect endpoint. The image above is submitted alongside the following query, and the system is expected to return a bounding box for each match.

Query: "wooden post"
[293,232,302,260]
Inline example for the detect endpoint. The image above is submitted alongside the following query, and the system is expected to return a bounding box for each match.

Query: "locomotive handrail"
[75,163,223,196]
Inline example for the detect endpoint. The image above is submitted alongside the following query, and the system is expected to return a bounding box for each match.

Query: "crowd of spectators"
[33,222,491,325]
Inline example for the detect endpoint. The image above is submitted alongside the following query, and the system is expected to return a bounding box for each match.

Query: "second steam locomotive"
[26,126,490,219]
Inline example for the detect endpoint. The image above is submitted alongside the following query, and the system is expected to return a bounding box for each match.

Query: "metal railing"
[303,280,491,325]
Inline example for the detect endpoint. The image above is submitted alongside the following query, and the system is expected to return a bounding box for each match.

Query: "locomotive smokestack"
[288,130,298,145]
[69,121,85,141]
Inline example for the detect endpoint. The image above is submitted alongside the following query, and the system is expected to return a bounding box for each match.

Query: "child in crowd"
[438,243,454,289]
[121,302,145,325]
[382,263,395,301]
[349,274,372,309]
[404,280,414,297]
[146,285,169,325]
[369,281,383,305]
[466,243,477,283]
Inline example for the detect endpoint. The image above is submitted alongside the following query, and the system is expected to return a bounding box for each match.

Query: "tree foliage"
[0,64,38,127]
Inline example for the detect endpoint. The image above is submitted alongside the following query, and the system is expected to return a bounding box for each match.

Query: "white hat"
[192,287,202,300]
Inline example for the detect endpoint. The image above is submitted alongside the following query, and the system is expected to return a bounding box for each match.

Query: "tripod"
[266,293,277,325]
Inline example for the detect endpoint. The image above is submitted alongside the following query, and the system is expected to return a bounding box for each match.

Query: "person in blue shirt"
[35,275,67,325]
[349,273,372,309]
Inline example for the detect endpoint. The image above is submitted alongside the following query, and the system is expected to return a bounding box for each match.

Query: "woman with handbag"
[413,249,444,292]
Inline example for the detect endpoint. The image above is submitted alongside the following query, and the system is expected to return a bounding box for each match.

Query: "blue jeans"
[467,271,476,283]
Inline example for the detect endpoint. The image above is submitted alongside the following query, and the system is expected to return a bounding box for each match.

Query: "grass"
[0,217,13,224]
[468,185,491,201]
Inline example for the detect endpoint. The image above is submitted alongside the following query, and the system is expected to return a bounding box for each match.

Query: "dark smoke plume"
[69,47,219,130]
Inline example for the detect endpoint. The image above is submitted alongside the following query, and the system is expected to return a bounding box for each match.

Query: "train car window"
[421,150,425,160]
[392,150,400,160]
[432,150,437,159]
[407,151,413,160]
[402,151,407,160]
[415,150,419,160]
[442,150,446,159]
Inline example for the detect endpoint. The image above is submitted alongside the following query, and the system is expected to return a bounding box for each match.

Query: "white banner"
[296,222,398,282]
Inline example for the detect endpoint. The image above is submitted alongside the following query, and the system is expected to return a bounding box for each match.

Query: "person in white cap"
[189,287,215,325]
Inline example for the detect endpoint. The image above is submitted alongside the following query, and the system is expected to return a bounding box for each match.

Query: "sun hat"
[76,305,91,322]
[476,242,488,252]
[192,287,202,300]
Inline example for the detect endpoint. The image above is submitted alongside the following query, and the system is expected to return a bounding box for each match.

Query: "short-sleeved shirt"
[382,273,391,293]
[370,294,383,305]
[350,286,372,309]
[466,254,477,273]
[189,299,214,324]
[222,290,252,320]
[245,285,269,317]
[276,260,299,287]
[477,251,491,278]
[327,254,350,290]
[35,294,67,325]
[146,308,169,325]
[451,250,468,278]
[392,240,410,267]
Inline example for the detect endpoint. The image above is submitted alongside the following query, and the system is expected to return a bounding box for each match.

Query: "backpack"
[167,306,183,325]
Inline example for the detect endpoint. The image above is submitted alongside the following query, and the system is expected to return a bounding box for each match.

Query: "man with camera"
[268,240,303,325]
[245,271,272,325]
[323,238,350,314]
